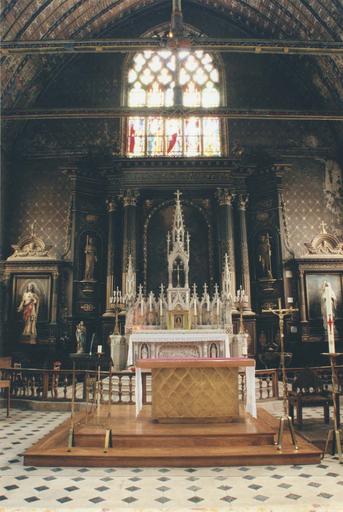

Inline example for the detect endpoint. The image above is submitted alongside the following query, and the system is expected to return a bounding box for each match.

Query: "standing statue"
[17,282,39,338]
[75,321,87,354]
[257,233,273,279]
[83,235,97,281]
[321,280,336,331]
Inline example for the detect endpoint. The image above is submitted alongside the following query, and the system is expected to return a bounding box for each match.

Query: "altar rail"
[0,366,280,404]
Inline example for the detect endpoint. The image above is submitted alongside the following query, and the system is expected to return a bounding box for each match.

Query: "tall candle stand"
[95,347,104,417]
[234,285,248,335]
[322,352,342,463]
[262,298,299,450]
[234,286,249,357]
[67,360,76,450]
[110,287,125,335]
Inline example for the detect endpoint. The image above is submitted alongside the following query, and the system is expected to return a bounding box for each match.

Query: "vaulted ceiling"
[1,0,343,110]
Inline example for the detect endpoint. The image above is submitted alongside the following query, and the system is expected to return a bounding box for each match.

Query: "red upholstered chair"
[0,357,12,417]
[288,369,330,427]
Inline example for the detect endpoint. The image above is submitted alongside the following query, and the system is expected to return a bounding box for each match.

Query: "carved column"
[122,189,139,291]
[238,194,252,311]
[104,199,117,315]
[216,188,236,292]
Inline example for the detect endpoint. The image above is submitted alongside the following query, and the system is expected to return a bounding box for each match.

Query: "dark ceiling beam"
[1,38,343,56]
[2,107,343,121]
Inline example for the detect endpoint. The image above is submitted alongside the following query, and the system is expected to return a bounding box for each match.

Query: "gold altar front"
[136,358,255,423]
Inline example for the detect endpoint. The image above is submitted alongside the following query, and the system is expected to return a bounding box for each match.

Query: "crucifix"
[262,298,299,450]
[320,220,327,234]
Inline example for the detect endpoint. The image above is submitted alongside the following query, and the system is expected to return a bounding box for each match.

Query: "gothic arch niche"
[145,201,212,295]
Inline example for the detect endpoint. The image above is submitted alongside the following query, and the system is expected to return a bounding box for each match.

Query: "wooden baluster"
[32,376,36,397]
[142,373,147,405]
[129,374,133,404]
[42,372,49,400]
[29,376,34,397]
[118,375,122,403]
[63,376,68,399]
[23,376,27,397]
[260,377,264,399]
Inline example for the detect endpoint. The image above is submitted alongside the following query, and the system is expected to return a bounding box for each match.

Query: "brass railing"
[0,366,280,404]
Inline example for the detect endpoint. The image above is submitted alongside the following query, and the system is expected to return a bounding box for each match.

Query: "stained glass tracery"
[127,49,221,157]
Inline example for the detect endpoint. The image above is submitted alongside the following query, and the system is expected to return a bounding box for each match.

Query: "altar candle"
[149,293,153,312]
[194,299,197,315]
[97,345,102,354]
[207,300,210,312]
[216,300,220,316]
[159,299,163,316]
[324,282,335,353]
[140,298,144,316]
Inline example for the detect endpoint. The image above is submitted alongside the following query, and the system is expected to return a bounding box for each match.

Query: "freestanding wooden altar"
[136,357,256,423]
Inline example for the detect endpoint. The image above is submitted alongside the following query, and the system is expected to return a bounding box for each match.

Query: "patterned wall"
[282,159,339,258]
[7,167,71,260]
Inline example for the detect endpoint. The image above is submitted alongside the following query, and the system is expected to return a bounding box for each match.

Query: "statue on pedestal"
[83,235,97,281]
[75,321,87,354]
[257,233,273,280]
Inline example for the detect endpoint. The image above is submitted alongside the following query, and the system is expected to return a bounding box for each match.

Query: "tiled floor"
[0,402,342,512]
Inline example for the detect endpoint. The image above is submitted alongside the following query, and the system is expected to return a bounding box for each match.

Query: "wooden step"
[24,404,322,467]
[25,443,322,467]
[75,432,275,448]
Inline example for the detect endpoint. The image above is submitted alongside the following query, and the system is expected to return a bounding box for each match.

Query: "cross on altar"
[262,298,299,450]
[175,190,182,200]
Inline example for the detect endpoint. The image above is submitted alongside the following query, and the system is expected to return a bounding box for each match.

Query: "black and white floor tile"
[0,403,342,511]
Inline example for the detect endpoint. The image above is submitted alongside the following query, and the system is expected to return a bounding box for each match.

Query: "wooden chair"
[0,357,12,417]
[288,368,330,427]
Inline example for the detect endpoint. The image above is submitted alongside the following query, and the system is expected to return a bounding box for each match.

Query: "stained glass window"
[126,49,222,157]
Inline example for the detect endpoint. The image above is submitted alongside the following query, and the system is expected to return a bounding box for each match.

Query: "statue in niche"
[256,233,273,280]
[17,282,40,339]
[75,321,87,354]
[83,235,97,281]
[210,343,218,358]
[140,344,149,359]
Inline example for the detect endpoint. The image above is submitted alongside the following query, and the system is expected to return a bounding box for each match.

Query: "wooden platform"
[24,405,322,467]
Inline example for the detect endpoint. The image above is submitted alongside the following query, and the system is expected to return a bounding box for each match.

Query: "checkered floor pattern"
[0,402,342,511]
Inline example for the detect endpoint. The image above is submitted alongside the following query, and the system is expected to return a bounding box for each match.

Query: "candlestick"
[323,281,336,354]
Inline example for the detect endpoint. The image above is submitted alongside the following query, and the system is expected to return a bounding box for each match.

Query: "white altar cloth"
[127,329,230,367]
[135,359,257,418]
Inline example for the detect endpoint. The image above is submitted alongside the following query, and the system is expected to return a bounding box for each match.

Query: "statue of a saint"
[17,282,39,338]
[321,280,336,332]
[257,233,273,279]
[75,321,87,354]
[83,236,97,281]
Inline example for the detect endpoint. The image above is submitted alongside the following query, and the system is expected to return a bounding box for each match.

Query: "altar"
[136,357,257,421]
[127,329,230,366]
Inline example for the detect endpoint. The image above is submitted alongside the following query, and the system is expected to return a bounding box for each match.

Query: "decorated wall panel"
[7,168,71,260]
[282,160,342,258]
